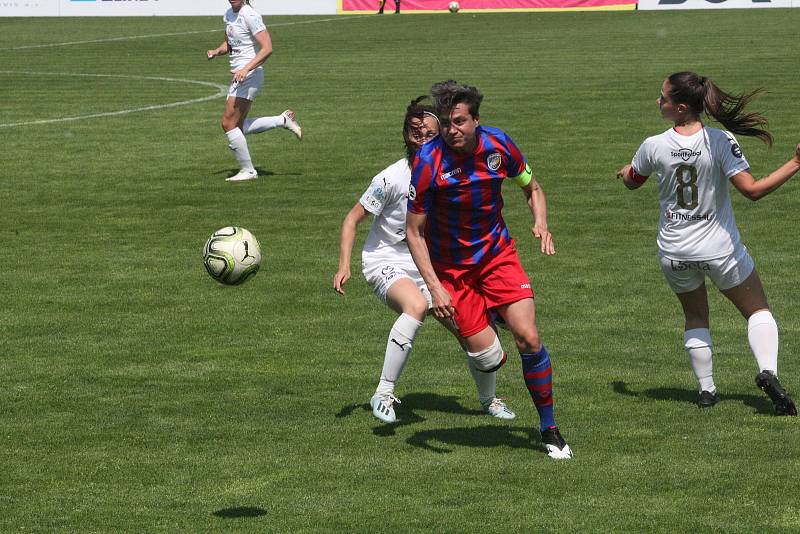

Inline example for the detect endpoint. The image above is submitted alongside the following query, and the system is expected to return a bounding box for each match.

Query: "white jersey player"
[618,71,800,415]
[206,0,302,182]
[333,98,515,424]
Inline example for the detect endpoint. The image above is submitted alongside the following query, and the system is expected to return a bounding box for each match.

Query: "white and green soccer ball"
[448,1,460,12]
[202,226,262,285]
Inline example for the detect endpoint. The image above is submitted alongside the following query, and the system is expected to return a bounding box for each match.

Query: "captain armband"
[512,164,533,187]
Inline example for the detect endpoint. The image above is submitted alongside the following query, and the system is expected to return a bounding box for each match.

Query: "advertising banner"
[340,0,635,12]
[0,0,59,16]
[1,0,337,16]
[638,0,792,8]
[60,0,336,16]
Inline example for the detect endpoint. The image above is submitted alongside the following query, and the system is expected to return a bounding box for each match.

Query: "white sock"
[375,313,423,395]
[684,328,715,393]
[748,310,778,374]
[225,127,254,171]
[243,115,284,135]
[464,353,497,404]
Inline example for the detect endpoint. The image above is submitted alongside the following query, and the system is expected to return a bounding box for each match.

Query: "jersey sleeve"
[245,10,266,35]
[408,153,435,215]
[719,132,750,178]
[359,172,389,216]
[502,131,527,179]
[631,139,654,177]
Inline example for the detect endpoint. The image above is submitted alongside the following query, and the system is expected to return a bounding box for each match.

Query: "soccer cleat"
[482,398,516,420]
[697,390,719,408]
[282,109,303,140]
[370,392,400,423]
[540,427,573,460]
[755,371,797,416]
[225,168,258,182]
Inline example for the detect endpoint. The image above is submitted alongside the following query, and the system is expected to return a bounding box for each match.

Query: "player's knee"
[404,298,428,321]
[221,116,237,132]
[467,336,507,373]
[513,328,541,354]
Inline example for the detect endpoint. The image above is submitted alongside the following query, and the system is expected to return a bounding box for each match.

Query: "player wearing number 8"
[617,72,800,414]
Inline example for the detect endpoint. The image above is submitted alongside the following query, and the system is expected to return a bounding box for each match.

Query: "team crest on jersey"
[731,143,742,158]
[672,148,702,161]
[369,184,386,201]
[487,153,502,171]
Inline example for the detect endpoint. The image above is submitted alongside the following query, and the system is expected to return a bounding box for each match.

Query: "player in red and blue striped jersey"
[406,80,572,459]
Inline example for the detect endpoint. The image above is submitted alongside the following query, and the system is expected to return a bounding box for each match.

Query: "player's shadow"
[216,168,275,179]
[613,380,774,414]
[212,506,268,519]
[406,425,540,454]
[336,392,484,436]
[215,167,304,179]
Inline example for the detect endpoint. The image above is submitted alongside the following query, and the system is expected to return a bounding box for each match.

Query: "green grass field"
[2,9,800,532]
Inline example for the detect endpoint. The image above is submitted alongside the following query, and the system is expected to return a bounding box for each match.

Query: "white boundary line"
[0,71,228,128]
[0,15,370,128]
[0,15,370,52]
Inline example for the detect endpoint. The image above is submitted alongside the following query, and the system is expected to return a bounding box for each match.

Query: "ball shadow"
[212,506,268,518]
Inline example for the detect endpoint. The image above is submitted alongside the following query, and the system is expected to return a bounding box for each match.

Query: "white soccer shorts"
[227,67,264,101]
[659,242,755,294]
[362,253,431,307]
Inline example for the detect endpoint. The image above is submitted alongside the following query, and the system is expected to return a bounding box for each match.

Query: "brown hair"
[403,96,436,164]
[430,80,483,119]
[667,71,773,146]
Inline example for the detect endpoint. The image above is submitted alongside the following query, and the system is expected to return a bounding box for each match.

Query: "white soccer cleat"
[282,109,303,140]
[541,427,573,460]
[225,168,258,182]
[482,397,516,420]
[370,392,400,423]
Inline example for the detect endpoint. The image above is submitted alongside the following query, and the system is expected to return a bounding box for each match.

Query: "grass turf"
[1,9,799,532]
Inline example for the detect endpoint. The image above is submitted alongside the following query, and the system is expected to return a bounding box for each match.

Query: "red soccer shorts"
[433,243,534,338]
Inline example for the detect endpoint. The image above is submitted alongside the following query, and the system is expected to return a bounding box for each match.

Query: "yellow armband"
[512,164,532,187]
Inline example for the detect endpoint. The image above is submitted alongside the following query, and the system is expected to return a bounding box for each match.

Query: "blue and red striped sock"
[521,346,556,432]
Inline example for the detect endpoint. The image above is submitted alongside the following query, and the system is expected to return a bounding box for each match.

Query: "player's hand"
[430,284,455,319]
[793,144,800,165]
[333,268,351,295]
[532,224,555,255]
[232,68,249,83]
[617,164,633,180]
[206,50,217,60]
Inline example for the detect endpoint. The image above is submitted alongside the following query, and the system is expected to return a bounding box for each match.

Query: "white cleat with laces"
[482,397,516,420]
[225,168,258,182]
[370,392,400,423]
[282,109,303,140]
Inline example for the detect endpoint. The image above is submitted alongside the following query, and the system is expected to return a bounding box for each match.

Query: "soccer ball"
[202,226,262,285]
[448,1,460,12]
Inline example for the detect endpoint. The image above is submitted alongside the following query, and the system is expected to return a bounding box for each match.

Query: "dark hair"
[403,96,437,164]
[667,71,773,146]
[430,80,483,119]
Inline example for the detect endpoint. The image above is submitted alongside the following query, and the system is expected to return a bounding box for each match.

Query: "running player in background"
[406,81,572,459]
[377,0,400,14]
[206,0,302,182]
[617,71,800,415]
[334,97,515,424]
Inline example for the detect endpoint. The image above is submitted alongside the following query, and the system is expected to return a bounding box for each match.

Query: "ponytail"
[667,71,773,146]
